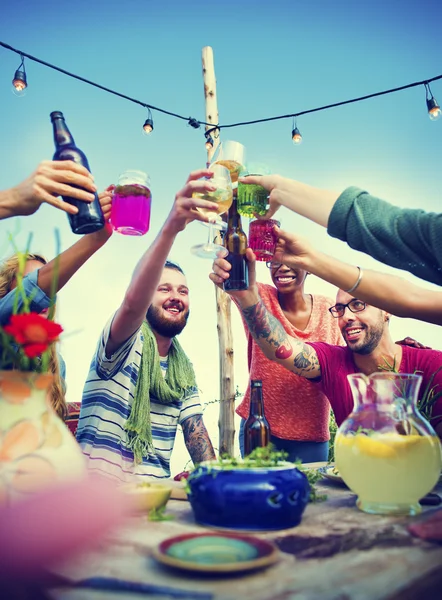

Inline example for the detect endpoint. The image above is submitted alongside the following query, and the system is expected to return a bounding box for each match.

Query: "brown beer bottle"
[50,111,105,235]
[244,380,270,456]
[223,191,249,292]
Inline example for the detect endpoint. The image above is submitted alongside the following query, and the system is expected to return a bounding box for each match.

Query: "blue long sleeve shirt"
[328,187,442,286]
[0,268,66,381]
[0,269,52,326]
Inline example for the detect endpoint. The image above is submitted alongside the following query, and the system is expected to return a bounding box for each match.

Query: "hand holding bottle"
[86,186,114,244]
[50,111,105,234]
[5,160,97,217]
[210,247,260,305]
[223,194,249,291]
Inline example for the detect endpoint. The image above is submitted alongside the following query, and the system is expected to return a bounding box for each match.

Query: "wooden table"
[49,465,442,600]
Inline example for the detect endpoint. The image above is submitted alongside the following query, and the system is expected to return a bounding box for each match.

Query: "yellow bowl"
[120,482,172,514]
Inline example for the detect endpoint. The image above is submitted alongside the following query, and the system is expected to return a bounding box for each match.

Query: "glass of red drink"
[111,170,151,236]
[248,219,280,261]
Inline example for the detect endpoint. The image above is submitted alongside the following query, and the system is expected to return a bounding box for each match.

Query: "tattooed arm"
[242,299,321,379]
[211,247,321,378]
[182,414,216,465]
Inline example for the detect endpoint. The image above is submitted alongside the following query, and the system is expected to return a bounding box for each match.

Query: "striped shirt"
[76,316,202,483]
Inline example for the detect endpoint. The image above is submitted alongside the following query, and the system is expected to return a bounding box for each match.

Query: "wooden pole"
[202,46,220,163]
[202,46,235,456]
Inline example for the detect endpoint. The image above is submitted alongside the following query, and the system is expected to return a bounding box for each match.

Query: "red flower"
[4,313,63,359]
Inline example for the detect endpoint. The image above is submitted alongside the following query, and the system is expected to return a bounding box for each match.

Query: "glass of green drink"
[237,163,270,218]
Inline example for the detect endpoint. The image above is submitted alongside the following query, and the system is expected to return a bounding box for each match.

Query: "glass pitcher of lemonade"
[335,372,442,516]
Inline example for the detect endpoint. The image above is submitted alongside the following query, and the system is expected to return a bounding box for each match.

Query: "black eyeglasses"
[329,299,367,318]
[265,261,283,269]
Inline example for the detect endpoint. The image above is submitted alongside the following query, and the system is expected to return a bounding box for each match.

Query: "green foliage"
[186,445,327,503]
[354,426,375,436]
[378,358,442,426]
[295,462,327,503]
[417,366,442,424]
[327,410,338,463]
[378,355,399,373]
[216,445,289,469]
[147,506,174,522]
[0,232,60,373]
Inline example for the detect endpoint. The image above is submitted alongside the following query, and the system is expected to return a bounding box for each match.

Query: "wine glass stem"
[207,221,214,247]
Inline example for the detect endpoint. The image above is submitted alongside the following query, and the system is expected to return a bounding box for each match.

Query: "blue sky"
[1,0,441,468]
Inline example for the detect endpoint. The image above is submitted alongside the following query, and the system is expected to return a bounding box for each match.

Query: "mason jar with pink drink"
[248,218,280,261]
[111,170,152,236]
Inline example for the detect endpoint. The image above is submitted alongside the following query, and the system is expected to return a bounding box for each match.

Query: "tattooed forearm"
[242,300,291,349]
[182,414,216,465]
[242,300,321,379]
[293,345,321,378]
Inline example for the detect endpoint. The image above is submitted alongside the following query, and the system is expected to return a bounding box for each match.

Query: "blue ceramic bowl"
[187,463,310,531]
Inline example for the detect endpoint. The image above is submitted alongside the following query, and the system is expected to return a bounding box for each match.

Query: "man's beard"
[146,304,189,338]
[349,319,384,355]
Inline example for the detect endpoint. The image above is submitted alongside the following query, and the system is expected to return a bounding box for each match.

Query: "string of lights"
[1,40,441,146]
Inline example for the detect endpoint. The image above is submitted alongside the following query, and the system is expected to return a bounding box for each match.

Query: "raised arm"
[0,190,113,324]
[237,174,339,227]
[327,187,442,286]
[273,227,442,326]
[0,160,97,220]
[34,189,113,294]
[210,249,321,379]
[239,174,442,287]
[106,170,218,356]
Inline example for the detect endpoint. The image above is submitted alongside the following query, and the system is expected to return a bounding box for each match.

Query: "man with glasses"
[211,251,442,438]
[229,257,343,462]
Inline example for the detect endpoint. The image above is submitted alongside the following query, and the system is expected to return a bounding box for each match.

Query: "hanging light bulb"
[427,97,441,121]
[143,118,153,134]
[425,83,441,121]
[142,109,154,135]
[292,126,302,144]
[291,117,302,144]
[12,55,27,97]
[205,131,214,151]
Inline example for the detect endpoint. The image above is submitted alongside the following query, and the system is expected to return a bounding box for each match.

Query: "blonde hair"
[0,253,67,420]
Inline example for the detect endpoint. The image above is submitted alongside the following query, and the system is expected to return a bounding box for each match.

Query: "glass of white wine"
[211,140,246,184]
[190,164,233,259]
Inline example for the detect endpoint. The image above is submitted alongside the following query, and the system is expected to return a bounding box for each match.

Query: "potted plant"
[185,447,310,531]
[0,250,86,506]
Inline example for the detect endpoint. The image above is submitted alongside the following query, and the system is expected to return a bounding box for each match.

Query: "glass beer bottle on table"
[190,164,233,259]
[50,111,105,234]
[244,380,270,456]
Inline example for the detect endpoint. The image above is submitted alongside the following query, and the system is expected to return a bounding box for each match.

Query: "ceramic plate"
[317,465,346,484]
[152,532,279,574]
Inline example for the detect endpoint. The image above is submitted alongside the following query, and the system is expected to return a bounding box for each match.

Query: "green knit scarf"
[125,321,196,464]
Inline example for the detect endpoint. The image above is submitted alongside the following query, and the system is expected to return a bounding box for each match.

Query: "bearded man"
[211,252,442,437]
[77,171,217,481]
